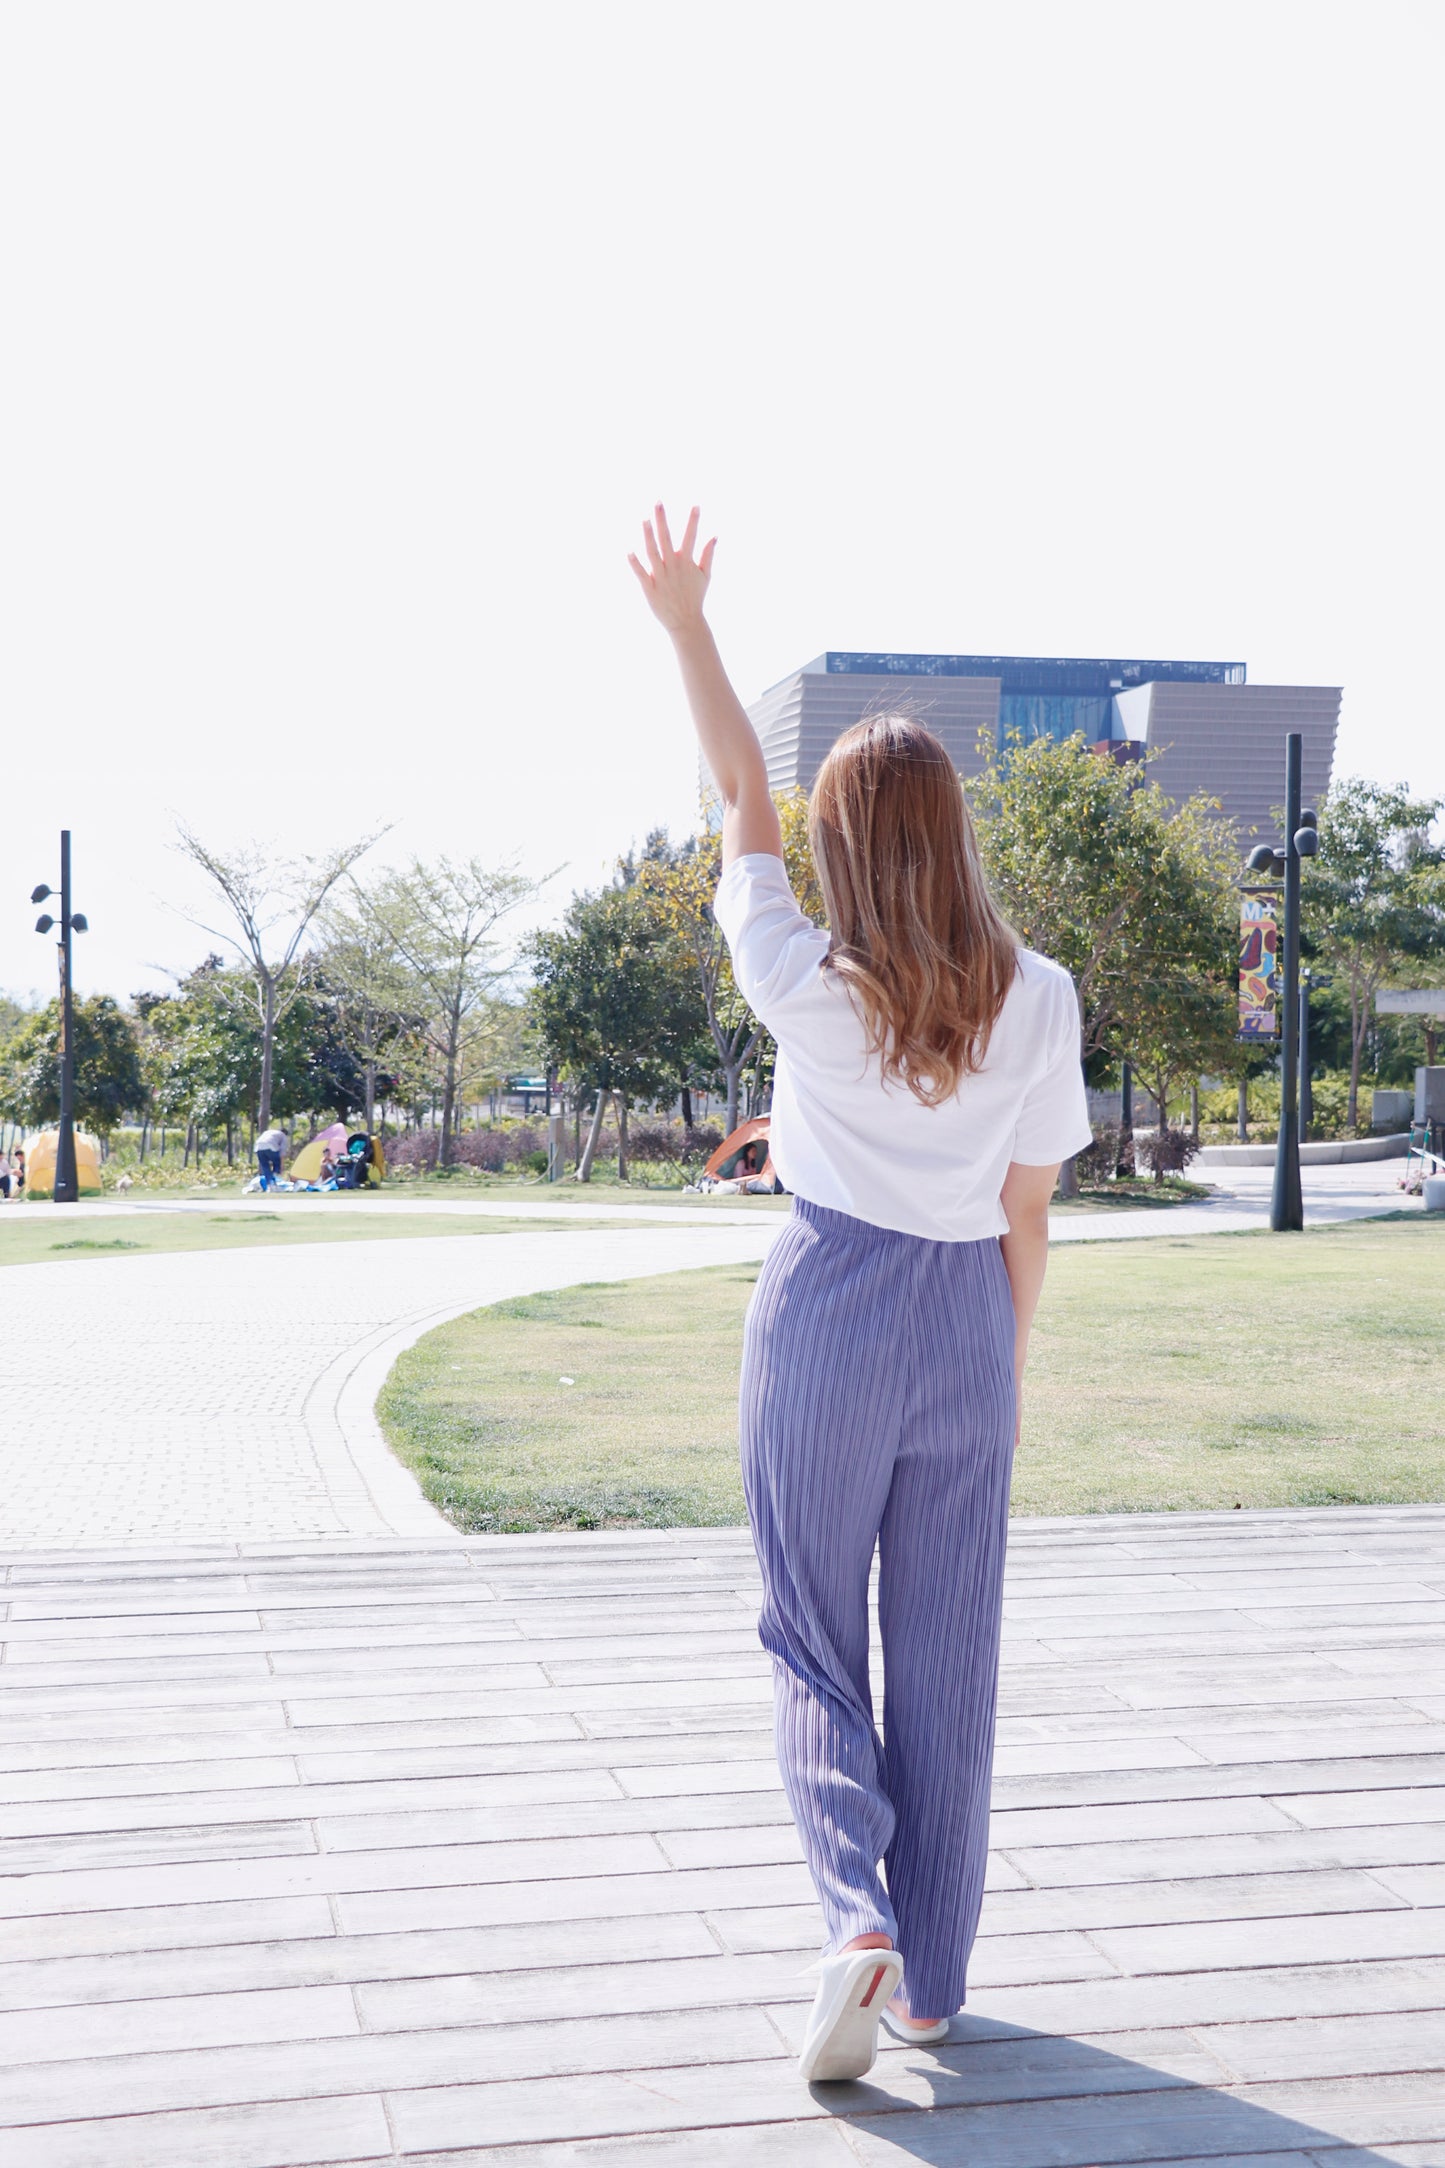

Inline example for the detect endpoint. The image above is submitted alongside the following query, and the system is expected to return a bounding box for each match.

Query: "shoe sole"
[798,1950,904,2083]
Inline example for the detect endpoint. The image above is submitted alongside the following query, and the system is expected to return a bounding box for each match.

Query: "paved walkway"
[1,1225,776,1547]
[3,1188,1441,2161]
[1,1158,1422,1549]
[1050,1158,1422,1244]
[2,1509,1443,2164]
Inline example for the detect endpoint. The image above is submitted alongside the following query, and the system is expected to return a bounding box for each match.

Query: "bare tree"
[316,901,419,1135]
[351,856,540,1163]
[173,825,385,1128]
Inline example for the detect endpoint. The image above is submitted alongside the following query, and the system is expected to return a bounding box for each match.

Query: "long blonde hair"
[808,715,1018,1105]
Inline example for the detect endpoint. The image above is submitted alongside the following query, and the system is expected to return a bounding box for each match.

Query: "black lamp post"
[1245,733,1318,1232]
[31,829,89,1204]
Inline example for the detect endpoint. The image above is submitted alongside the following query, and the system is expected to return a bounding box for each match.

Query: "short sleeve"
[713,854,829,1030]
[1012,969,1094,1165]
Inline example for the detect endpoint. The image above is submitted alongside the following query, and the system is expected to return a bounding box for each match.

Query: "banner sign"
[1238,897,1279,1038]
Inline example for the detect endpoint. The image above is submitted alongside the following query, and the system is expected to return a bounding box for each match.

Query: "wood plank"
[2,1504,1441,2167]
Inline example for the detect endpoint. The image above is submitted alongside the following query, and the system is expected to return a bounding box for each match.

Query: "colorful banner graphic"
[1238,896,1279,1038]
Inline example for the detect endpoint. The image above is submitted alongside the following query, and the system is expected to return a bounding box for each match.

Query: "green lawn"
[378,1217,1445,1532]
[0,1210,652,1270]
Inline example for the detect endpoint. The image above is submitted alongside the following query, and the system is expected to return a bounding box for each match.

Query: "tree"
[529,876,704,1180]
[1302,779,1445,1126]
[973,734,1240,1188]
[173,824,384,1129]
[351,856,540,1163]
[637,794,824,1133]
[141,963,258,1157]
[315,902,422,1134]
[0,995,146,1138]
[1125,961,1237,1179]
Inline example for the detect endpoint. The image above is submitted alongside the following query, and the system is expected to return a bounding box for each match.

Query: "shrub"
[1198,1070,1366,1140]
[1134,1124,1200,1176]
[383,1125,544,1174]
[624,1121,680,1165]
[1076,1122,1132,1182]
[625,1119,726,1174]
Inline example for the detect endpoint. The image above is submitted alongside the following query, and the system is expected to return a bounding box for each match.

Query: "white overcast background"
[2,3,1441,1002]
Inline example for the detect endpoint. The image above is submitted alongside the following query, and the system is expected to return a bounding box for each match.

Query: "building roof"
[793,652,1248,693]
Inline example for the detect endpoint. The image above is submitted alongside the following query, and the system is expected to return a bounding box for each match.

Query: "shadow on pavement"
[807,2015,1418,2163]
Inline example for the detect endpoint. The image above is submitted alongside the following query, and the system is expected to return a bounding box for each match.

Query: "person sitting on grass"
[630,504,1091,2084]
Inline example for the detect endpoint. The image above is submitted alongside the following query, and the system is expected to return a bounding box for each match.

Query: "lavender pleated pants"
[740,1196,1016,2020]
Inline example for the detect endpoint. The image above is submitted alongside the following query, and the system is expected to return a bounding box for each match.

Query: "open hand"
[628,504,716,635]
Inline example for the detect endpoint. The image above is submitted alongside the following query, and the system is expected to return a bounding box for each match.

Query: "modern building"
[736,652,1340,840]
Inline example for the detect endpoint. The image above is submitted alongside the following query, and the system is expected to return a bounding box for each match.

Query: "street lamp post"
[31,828,89,1205]
[1246,733,1318,1233]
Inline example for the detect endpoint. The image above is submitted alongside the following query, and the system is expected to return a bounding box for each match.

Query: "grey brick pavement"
[1,1225,777,1547]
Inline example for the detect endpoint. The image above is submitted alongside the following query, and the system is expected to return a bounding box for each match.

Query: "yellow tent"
[289,1134,385,1187]
[23,1130,104,1197]
[289,1137,329,1184]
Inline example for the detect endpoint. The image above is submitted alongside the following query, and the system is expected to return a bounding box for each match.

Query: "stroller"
[328,1133,385,1190]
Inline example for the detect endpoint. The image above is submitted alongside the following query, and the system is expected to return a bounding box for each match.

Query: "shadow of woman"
[806,2013,1416,2164]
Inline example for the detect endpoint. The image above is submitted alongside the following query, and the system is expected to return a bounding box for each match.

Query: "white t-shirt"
[713,853,1094,1242]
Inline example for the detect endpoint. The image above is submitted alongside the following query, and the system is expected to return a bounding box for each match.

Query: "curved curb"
[1196,1132,1410,1168]
[313,1224,783,1539]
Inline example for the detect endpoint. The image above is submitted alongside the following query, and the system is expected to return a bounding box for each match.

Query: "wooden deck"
[2,1505,1444,2165]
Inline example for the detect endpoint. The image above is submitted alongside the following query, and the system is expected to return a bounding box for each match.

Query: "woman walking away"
[630,507,1091,2083]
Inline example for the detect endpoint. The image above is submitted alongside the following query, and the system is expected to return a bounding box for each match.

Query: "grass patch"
[50,1238,143,1251]
[379,1268,768,1532]
[0,1211,654,1270]
[379,1217,1445,1530]
[1053,1175,1211,1214]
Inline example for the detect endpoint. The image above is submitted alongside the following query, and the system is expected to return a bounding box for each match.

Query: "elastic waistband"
[790,1194,999,1252]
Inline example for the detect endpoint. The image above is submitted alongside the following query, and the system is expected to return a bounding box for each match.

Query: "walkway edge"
[315,1227,782,1540]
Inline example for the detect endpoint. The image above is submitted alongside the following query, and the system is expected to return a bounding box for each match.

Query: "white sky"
[3,3,1442,1004]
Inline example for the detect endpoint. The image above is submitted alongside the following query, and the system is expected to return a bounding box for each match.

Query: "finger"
[699,536,717,576]
[654,502,675,557]
[680,505,700,559]
[626,553,653,589]
[642,520,664,574]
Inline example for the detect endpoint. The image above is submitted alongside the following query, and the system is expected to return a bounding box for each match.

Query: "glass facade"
[998,692,1114,747]
[803,653,1248,754]
[814,652,1246,691]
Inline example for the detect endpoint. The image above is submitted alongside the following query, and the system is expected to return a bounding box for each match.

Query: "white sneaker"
[881,2001,950,2045]
[796,1946,904,2082]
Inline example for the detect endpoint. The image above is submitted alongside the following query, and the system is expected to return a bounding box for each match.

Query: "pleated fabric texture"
[740,1196,1016,2020]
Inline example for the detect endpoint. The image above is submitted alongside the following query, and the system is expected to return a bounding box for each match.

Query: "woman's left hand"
[628,504,716,636]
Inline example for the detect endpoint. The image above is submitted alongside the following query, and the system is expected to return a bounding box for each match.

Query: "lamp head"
[30,884,52,905]
[34,913,55,934]
[69,912,89,933]
[1246,843,1276,874]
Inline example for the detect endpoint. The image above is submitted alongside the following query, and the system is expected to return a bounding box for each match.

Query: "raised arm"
[629,504,783,866]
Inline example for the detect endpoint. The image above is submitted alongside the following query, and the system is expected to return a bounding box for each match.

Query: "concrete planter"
[1195,1133,1410,1168]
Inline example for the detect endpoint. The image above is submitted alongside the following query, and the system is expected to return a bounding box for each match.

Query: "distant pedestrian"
[0,1150,11,1201]
[255,1124,288,1191]
[12,1146,24,1197]
[631,505,1090,2084]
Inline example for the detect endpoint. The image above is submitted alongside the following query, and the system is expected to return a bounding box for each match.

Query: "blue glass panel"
[822,653,1245,691]
[998,694,1113,747]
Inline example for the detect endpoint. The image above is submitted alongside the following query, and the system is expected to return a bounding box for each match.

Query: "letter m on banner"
[1238,897,1279,1038]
